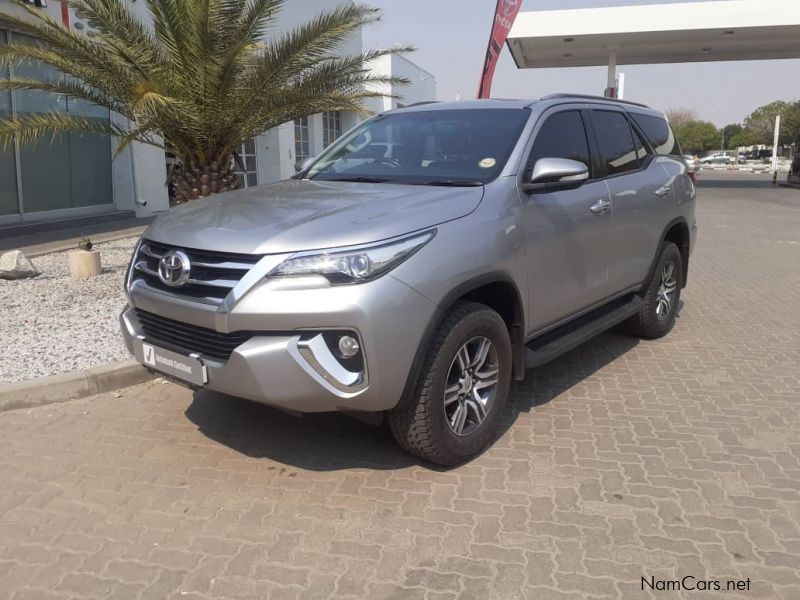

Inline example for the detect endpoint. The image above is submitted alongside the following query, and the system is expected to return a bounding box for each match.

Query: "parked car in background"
[743,149,773,161]
[700,152,734,165]
[121,95,697,465]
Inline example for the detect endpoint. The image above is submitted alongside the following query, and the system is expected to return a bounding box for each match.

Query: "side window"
[590,110,639,176]
[632,126,651,163]
[630,113,682,156]
[528,111,591,176]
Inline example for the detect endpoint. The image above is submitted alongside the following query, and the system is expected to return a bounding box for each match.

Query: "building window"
[234,138,258,188]
[294,116,310,161]
[322,111,342,148]
[0,30,19,218]
[5,31,112,217]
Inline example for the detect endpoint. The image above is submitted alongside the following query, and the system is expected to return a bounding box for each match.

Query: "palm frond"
[0,77,126,115]
[0,13,140,100]
[0,112,131,151]
[69,0,168,80]
[0,0,415,199]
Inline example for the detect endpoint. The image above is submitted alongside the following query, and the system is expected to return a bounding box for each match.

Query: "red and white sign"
[61,1,70,27]
[477,0,522,99]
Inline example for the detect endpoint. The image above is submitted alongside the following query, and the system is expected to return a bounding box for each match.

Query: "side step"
[525,295,642,369]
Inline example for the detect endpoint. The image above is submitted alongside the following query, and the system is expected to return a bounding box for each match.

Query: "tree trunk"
[170,156,240,203]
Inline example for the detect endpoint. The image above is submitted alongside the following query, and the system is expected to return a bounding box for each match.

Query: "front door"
[520,109,612,333]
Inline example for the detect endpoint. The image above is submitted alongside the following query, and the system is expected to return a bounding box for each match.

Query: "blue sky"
[362,0,800,126]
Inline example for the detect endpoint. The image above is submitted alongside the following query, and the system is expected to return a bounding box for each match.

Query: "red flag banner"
[61,1,70,27]
[477,0,522,99]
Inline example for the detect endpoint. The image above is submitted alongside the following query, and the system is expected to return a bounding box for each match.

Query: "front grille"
[131,239,262,303]
[136,309,256,361]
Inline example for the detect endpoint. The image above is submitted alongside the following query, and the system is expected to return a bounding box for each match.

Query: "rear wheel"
[627,241,683,339]
[388,302,512,466]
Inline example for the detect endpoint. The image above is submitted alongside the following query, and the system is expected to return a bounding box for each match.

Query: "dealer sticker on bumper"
[134,337,208,386]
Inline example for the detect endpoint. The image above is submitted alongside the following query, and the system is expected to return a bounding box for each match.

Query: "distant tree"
[665,107,698,128]
[722,124,742,138]
[673,120,721,155]
[743,101,800,146]
[728,128,763,149]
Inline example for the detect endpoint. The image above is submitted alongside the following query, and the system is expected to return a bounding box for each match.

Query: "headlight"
[269,230,435,285]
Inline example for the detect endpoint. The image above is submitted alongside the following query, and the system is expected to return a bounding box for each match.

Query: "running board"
[525,295,642,369]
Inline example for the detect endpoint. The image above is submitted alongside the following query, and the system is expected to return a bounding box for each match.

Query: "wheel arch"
[396,273,527,411]
[644,218,691,290]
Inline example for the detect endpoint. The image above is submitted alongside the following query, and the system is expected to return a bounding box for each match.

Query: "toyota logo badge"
[158,250,191,287]
[500,0,518,17]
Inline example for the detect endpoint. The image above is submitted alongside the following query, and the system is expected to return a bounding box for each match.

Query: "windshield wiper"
[420,180,484,187]
[318,176,396,183]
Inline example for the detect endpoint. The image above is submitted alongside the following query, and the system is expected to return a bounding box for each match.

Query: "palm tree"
[0,0,409,202]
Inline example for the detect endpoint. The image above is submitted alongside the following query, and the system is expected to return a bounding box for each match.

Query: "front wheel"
[388,302,512,466]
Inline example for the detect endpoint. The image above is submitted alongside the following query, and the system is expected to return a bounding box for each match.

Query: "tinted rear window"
[631,113,682,156]
[590,110,639,176]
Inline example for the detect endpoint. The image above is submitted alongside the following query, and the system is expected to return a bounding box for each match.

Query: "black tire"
[626,241,683,339]
[387,301,512,466]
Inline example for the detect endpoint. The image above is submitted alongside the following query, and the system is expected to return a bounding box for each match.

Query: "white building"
[0,0,436,228]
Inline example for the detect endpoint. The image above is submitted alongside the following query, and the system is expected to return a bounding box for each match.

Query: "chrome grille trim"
[130,240,263,304]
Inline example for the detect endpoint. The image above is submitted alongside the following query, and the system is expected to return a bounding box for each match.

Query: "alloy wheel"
[443,336,499,436]
[655,261,677,320]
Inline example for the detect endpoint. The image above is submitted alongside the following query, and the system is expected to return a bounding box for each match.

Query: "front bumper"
[121,273,441,413]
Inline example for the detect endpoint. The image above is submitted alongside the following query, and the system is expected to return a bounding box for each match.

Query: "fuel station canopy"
[507,0,800,94]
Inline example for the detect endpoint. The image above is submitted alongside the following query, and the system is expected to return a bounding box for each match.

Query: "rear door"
[519,108,613,333]
[588,109,676,294]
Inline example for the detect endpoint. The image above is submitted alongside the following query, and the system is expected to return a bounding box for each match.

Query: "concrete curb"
[23,226,148,258]
[0,359,154,413]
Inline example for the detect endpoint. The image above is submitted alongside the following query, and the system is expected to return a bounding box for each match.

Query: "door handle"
[655,185,672,197]
[590,199,611,215]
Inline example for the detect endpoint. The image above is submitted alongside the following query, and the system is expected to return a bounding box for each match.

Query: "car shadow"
[185,327,647,472]
[185,389,420,471]
[494,331,640,443]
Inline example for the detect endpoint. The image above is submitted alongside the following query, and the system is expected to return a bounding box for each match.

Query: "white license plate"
[133,337,207,386]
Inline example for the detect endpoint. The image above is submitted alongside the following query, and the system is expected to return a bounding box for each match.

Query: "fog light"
[338,335,360,358]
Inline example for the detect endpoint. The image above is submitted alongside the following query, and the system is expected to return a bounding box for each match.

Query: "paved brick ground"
[1,172,799,599]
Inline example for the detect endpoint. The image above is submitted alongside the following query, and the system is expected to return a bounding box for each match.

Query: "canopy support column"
[605,48,618,97]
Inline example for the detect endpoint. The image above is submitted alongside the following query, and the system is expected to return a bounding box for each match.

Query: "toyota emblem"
[500,0,518,17]
[158,250,191,287]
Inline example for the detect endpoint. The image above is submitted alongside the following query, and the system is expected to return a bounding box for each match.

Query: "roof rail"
[406,101,440,107]
[540,93,650,109]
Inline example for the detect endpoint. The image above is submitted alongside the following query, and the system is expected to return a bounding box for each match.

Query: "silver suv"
[122,95,697,465]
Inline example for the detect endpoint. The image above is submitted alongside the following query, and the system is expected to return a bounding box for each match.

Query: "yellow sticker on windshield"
[479,157,496,169]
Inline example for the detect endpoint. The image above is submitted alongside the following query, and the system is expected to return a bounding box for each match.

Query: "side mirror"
[294,157,314,174]
[522,158,589,194]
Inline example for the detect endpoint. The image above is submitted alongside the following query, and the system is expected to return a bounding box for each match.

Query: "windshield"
[306,108,529,186]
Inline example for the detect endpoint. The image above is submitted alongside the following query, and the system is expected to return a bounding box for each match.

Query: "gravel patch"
[0,238,137,384]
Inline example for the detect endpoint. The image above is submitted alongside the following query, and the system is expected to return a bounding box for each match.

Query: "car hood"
[144,179,484,254]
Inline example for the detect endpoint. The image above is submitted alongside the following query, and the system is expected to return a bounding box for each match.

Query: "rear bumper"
[121,273,441,413]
